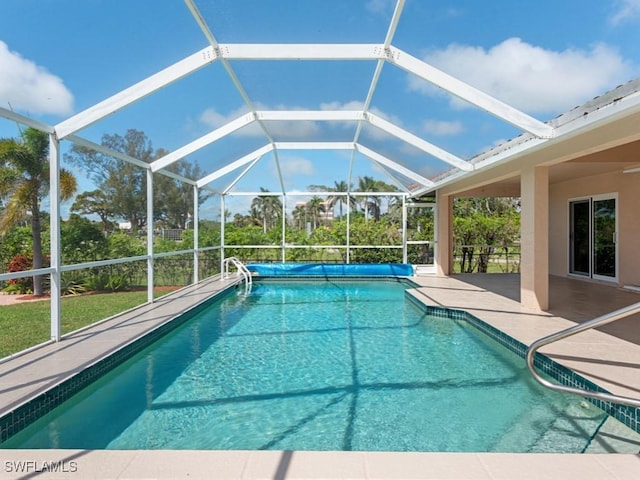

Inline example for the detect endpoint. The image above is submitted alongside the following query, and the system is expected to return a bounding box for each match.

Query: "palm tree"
[292,204,307,230]
[0,128,77,296]
[305,196,326,230]
[327,180,352,220]
[357,176,378,222]
[375,180,399,221]
[250,188,282,234]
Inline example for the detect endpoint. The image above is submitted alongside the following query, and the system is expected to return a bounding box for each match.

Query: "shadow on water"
[3,279,584,452]
[2,290,252,449]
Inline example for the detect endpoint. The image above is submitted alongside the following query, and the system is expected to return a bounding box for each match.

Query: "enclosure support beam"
[217,43,380,60]
[193,185,199,284]
[387,46,554,139]
[402,195,408,264]
[257,110,362,122]
[281,195,287,263]
[0,106,54,133]
[67,135,151,170]
[355,144,434,188]
[49,134,62,342]
[366,113,473,171]
[151,113,256,173]
[346,194,351,264]
[147,170,154,304]
[55,46,217,139]
[353,0,405,144]
[220,195,226,274]
[197,145,273,188]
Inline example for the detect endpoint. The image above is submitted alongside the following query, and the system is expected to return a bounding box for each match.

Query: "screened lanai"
[2,0,640,343]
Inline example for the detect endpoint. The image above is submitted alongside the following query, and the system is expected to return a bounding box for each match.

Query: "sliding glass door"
[569,194,617,282]
[569,200,590,276]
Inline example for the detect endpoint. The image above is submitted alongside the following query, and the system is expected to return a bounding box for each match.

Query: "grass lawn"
[0,290,172,359]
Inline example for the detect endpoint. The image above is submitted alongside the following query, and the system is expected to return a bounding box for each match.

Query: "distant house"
[296,200,334,222]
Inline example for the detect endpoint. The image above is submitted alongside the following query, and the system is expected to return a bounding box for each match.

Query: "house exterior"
[433,79,640,311]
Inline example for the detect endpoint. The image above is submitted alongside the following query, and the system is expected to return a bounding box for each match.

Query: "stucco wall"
[549,170,640,287]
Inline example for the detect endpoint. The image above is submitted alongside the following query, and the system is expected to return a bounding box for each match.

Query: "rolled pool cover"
[245,263,414,277]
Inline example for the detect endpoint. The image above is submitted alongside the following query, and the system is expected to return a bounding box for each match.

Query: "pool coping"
[1,449,639,479]
[1,275,640,479]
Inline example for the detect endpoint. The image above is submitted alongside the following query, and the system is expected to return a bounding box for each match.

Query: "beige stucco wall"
[549,170,640,287]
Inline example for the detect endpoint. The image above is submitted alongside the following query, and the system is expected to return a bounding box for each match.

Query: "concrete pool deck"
[1,273,639,478]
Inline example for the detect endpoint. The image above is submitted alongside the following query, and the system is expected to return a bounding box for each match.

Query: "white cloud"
[422,119,465,136]
[276,155,316,192]
[267,120,322,140]
[320,100,365,111]
[278,155,315,177]
[408,37,634,114]
[609,0,640,25]
[365,0,395,15]
[0,41,73,115]
[200,105,252,127]
[199,106,245,128]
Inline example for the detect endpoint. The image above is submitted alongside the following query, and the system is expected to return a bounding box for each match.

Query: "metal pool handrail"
[526,300,640,408]
[222,257,253,294]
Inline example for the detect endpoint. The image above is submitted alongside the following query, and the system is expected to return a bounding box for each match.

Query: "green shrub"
[105,274,130,292]
[60,273,88,296]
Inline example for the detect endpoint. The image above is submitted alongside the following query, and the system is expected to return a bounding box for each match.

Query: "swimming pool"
[1,279,609,452]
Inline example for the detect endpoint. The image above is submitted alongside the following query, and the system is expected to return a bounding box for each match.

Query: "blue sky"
[1,0,640,218]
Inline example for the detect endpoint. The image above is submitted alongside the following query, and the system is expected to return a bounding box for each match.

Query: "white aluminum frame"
[2,0,639,347]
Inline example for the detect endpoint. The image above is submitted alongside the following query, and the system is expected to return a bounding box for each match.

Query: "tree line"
[1,127,521,295]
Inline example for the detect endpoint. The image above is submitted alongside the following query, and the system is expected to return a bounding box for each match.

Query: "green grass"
[452,261,520,274]
[0,290,171,359]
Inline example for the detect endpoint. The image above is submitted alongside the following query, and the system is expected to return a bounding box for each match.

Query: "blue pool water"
[2,280,606,452]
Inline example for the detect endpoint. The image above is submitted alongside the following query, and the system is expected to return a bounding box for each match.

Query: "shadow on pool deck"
[449,273,640,345]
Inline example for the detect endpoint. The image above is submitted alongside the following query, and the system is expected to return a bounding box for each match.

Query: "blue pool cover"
[245,263,414,277]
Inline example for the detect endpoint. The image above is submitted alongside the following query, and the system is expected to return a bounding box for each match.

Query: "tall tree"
[250,188,282,234]
[291,204,307,230]
[65,129,152,231]
[70,190,114,233]
[0,128,77,296]
[66,130,207,232]
[374,180,399,221]
[153,154,210,228]
[357,176,378,222]
[453,197,520,273]
[306,196,326,230]
[327,180,352,220]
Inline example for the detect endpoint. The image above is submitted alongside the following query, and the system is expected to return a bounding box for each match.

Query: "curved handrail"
[526,301,640,408]
[222,257,252,294]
